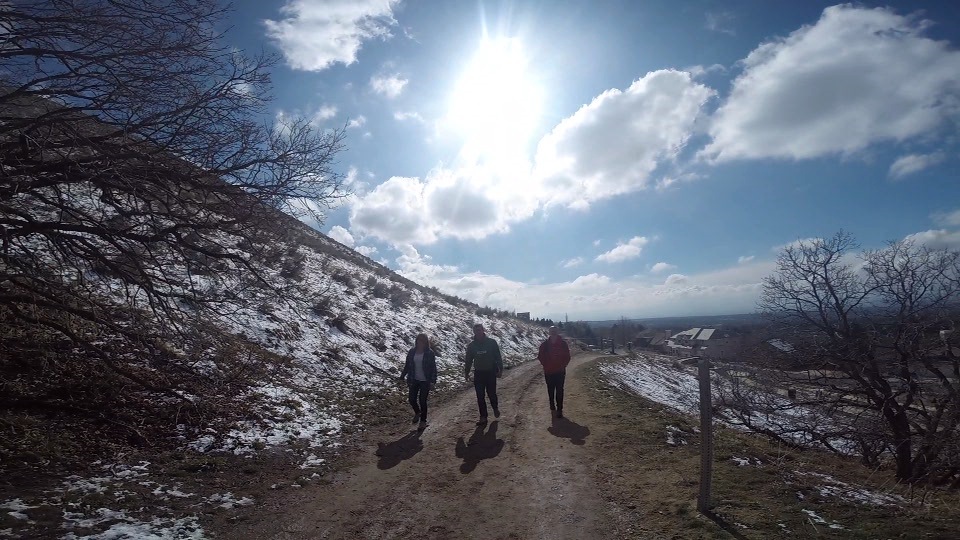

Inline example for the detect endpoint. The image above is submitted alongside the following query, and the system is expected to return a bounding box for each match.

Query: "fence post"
[697,355,713,513]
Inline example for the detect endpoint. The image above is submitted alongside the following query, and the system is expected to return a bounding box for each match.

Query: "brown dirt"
[211,352,960,540]
[217,352,674,539]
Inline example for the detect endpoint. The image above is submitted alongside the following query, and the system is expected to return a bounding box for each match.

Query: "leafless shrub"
[759,231,960,483]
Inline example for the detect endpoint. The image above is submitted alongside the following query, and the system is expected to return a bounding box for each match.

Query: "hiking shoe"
[493,408,501,418]
[418,420,428,430]
[557,410,563,418]
[549,404,556,411]
[412,413,421,424]
[477,416,488,426]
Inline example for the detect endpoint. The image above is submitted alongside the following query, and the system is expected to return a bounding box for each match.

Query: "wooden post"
[697,356,713,513]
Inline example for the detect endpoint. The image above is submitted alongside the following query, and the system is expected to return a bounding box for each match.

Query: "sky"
[224,0,960,321]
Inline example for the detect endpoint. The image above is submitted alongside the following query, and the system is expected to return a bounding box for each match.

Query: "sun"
[447,37,542,163]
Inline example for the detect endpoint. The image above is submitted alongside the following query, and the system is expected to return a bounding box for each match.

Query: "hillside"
[0,96,549,538]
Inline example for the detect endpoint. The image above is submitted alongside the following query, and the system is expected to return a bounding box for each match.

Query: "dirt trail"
[227,352,608,539]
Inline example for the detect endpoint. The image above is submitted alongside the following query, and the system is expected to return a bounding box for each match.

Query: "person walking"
[399,333,437,430]
[464,323,503,425]
[537,326,571,418]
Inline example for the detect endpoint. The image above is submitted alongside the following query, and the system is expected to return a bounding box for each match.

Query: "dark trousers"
[545,371,566,411]
[473,370,499,417]
[408,381,430,421]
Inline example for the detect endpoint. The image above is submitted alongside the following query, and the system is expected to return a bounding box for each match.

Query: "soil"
[215,352,728,539]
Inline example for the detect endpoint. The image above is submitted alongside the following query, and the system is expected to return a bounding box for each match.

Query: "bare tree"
[756,231,960,483]
[0,0,348,450]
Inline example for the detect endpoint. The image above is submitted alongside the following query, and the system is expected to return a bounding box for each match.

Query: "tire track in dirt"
[222,352,608,540]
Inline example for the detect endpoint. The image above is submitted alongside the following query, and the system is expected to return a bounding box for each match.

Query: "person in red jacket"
[537,326,571,418]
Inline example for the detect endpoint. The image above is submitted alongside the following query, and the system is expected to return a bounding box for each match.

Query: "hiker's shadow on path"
[455,421,504,474]
[375,430,423,470]
[548,416,590,445]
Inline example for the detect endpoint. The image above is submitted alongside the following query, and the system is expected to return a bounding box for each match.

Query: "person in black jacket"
[399,333,437,430]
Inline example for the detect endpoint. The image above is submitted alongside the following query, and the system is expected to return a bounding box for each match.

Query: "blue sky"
[225,0,960,320]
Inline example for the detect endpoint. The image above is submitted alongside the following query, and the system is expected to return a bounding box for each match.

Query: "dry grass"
[584,359,960,539]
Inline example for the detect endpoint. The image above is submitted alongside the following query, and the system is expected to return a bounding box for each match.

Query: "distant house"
[667,327,716,353]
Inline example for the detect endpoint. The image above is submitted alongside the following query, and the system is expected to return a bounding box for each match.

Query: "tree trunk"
[891,410,914,481]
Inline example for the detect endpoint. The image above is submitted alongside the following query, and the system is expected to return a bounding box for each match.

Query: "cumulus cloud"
[596,237,650,263]
[264,0,399,71]
[650,262,677,273]
[347,115,367,129]
[349,164,540,245]
[349,176,437,244]
[327,225,355,246]
[889,152,946,179]
[355,245,378,257]
[904,229,960,250]
[312,104,338,123]
[561,257,585,268]
[370,73,408,98]
[737,255,755,264]
[665,273,688,285]
[533,70,714,208]
[704,5,960,162]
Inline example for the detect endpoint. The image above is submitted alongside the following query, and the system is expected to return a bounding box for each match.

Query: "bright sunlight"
[447,38,542,163]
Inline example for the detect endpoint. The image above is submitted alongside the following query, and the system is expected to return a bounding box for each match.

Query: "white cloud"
[327,225,355,246]
[704,5,960,162]
[264,0,399,71]
[650,262,677,273]
[393,256,773,320]
[355,245,378,257]
[349,176,437,244]
[665,273,688,285]
[394,111,425,123]
[312,104,338,123]
[904,229,960,250]
[561,257,585,268]
[737,255,755,264]
[533,70,715,208]
[592,240,602,247]
[889,152,946,179]
[370,73,408,98]
[347,115,367,129]
[349,164,540,246]
[932,209,960,227]
[596,236,650,263]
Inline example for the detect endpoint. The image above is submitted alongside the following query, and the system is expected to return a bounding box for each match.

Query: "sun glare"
[447,38,542,162]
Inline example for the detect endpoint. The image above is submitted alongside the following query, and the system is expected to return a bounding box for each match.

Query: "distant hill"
[586,313,765,330]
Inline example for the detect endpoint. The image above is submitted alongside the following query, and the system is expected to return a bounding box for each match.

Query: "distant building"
[517,312,530,320]
[667,327,716,353]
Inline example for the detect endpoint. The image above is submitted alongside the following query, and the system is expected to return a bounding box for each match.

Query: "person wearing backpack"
[400,333,437,430]
[464,323,503,425]
[537,326,571,418]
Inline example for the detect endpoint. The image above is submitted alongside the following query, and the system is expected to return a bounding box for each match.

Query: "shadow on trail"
[548,416,590,445]
[455,421,504,474]
[375,430,423,470]
[702,510,749,540]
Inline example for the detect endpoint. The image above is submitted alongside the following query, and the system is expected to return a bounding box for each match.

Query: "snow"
[4,170,550,538]
[603,353,907,515]
[797,471,907,507]
[801,509,845,529]
[601,355,701,414]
